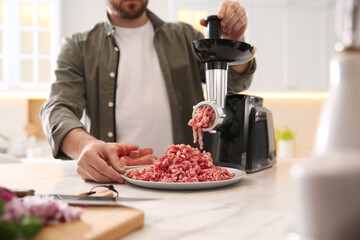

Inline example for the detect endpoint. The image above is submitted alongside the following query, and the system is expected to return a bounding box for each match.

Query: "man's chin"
[122,11,144,19]
[121,4,146,19]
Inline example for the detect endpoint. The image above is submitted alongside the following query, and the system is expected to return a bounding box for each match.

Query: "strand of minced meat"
[126,144,234,182]
[188,106,216,149]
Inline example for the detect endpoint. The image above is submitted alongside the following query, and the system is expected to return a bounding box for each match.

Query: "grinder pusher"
[192,15,276,173]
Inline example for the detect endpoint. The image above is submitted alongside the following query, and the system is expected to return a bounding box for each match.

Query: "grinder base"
[203,94,276,173]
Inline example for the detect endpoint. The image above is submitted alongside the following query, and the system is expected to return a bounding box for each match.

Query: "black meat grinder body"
[192,16,276,173]
[203,94,276,173]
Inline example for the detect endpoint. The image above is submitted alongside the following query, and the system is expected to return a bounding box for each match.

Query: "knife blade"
[35,194,159,206]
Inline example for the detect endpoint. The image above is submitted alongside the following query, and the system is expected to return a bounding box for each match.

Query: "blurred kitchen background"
[0,0,337,160]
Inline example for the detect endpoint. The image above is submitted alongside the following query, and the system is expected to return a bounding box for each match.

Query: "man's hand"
[76,141,138,183]
[200,0,247,42]
[200,0,250,74]
[60,128,155,183]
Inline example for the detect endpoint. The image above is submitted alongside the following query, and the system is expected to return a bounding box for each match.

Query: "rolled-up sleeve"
[227,58,257,92]
[40,35,87,159]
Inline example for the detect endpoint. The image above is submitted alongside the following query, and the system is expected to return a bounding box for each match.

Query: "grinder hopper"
[192,15,276,173]
[192,15,256,130]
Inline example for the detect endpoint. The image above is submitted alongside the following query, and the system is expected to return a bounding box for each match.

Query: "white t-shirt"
[114,21,173,158]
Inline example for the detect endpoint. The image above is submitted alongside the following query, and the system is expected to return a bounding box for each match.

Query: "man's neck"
[108,11,148,28]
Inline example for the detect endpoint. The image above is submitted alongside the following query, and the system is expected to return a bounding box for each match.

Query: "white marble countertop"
[0,158,297,240]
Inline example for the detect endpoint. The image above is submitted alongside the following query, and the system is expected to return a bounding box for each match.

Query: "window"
[170,0,215,35]
[177,9,207,34]
[0,0,59,90]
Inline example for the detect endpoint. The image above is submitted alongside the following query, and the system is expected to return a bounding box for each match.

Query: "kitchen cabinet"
[242,0,337,91]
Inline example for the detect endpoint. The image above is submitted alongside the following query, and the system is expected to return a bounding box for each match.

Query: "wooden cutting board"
[33,206,144,240]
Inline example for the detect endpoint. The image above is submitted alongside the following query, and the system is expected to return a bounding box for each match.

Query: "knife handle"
[72,188,115,197]
[9,188,35,197]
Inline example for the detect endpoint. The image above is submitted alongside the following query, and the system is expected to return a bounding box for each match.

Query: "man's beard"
[107,0,148,19]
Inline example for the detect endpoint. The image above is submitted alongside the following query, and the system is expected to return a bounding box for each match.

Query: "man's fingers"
[128,150,140,158]
[216,1,247,41]
[224,7,245,33]
[77,163,115,183]
[232,21,247,39]
[119,157,127,167]
[89,156,124,183]
[218,0,230,19]
[125,144,139,154]
[113,143,138,156]
[104,145,124,173]
[128,148,153,157]
[87,168,114,183]
[199,18,206,27]
[221,1,240,27]
[76,166,92,181]
[121,154,157,166]
[113,143,127,156]
[224,1,241,20]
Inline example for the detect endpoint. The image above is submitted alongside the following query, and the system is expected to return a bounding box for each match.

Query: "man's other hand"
[200,0,247,42]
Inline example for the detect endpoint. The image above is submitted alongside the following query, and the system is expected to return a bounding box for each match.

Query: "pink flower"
[0,187,15,202]
[1,197,27,222]
[22,197,81,225]
[0,187,81,225]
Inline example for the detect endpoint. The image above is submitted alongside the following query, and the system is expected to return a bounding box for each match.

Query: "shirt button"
[108,101,114,107]
[109,72,115,78]
[107,132,113,138]
[114,47,119,52]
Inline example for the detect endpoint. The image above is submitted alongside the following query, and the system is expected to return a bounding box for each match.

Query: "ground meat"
[126,144,234,182]
[188,106,216,149]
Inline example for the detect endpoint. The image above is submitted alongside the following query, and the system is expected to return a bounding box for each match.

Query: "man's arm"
[40,35,87,159]
[231,62,250,74]
[40,36,124,182]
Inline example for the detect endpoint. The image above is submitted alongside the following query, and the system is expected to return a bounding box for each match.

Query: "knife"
[35,194,159,206]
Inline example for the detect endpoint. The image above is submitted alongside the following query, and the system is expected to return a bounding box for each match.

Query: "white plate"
[122,167,246,190]
[123,165,152,170]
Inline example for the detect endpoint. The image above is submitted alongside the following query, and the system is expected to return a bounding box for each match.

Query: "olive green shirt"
[40,10,256,159]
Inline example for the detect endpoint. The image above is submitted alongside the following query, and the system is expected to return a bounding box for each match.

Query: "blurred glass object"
[290,152,360,240]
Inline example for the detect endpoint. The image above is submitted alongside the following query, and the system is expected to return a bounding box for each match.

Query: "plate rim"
[123,164,152,170]
[121,167,246,190]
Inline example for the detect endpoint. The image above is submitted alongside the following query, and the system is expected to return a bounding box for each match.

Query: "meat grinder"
[192,15,276,173]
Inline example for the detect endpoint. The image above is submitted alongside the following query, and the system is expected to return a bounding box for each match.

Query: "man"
[40,0,256,183]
